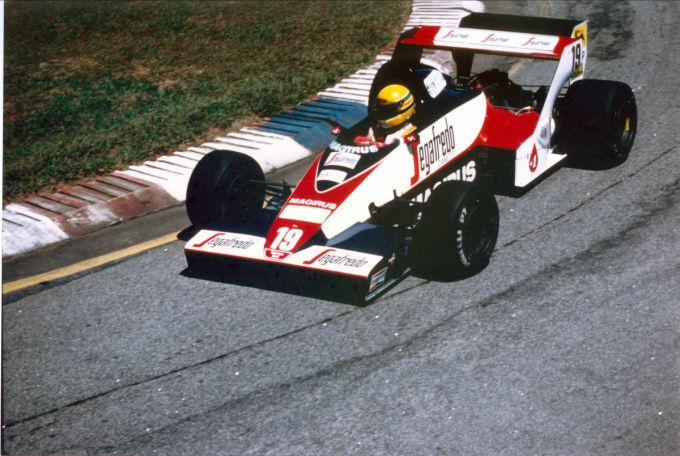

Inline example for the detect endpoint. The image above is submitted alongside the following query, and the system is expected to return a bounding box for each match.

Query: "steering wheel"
[467,70,511,88]
[467,70,522,107]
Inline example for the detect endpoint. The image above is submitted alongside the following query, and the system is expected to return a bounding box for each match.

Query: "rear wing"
[398,12,588,78]
[395,13,588,148]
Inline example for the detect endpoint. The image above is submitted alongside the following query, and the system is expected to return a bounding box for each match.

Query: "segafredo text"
[304,249,368,269]
[206,236,255,250]
[314,251,368,268]
[418,117,456,176]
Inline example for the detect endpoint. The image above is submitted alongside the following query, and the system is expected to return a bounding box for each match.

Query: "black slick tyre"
[186,150,265,228]
[556,79,637,168]
[411,182,499,281]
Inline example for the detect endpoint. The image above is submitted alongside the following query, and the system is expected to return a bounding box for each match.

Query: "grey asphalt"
[3,1,680,455]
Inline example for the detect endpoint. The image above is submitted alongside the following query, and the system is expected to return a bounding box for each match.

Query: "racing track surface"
[3,1,679,454]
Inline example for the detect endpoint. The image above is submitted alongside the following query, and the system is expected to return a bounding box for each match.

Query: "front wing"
[184,229,406,303]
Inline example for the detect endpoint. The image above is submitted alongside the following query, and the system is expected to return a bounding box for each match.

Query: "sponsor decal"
[436,28,558,55]
[443,161,476,183]
[440,30,470,40]
[329,140,378,155]
[303,248,368,269]
[529,146,539,172]
[522,37,552,47]
[369,267,388,292]
[417,117,456,177]
[325,152,361,169]
[265,249,290,260]
[423,70,447,98]
[192,232,224,248]
[193,232,255,250]
[278,205,331,224]
[481,33,510,44]
[288,198,337,210]
[572,23,588,47]
[318,169,347,184]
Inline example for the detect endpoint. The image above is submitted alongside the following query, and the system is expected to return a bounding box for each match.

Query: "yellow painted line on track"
[3,231,180,295]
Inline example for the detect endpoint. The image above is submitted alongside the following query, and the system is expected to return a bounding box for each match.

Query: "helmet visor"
[370,95,414,121]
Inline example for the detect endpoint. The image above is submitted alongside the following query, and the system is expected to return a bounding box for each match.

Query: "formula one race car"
[183,13,637,303]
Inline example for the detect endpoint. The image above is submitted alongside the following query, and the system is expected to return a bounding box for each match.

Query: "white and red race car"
[183,13,637,303]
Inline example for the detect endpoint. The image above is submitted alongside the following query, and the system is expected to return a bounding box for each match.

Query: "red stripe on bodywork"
[479,100,539,150]
[552,36,578,58]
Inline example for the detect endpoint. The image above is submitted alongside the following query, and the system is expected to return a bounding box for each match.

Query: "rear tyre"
[556,79,637,168]
[411,182,499,281]
[186,150,265,228]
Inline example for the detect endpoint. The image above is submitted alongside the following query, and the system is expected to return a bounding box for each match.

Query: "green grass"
[4,0,410,200]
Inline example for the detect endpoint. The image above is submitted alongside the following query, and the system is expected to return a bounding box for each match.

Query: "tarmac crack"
[498,145,677,250]
[2,310,354,431]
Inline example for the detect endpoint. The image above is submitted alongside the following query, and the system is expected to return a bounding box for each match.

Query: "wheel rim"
[615,102,637,158]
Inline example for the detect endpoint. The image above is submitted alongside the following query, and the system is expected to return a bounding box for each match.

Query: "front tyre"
[411,182,499,281]
[186,150,265,228]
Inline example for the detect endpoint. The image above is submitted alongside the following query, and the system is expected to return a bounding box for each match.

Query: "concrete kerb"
[1,0,484,259]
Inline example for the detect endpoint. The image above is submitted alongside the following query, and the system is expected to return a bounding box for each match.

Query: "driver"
[355,84,416,147]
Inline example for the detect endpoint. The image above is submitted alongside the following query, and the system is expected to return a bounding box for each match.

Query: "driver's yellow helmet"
[371,84,415,129]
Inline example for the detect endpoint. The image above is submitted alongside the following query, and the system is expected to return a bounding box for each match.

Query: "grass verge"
[4,0,410,201]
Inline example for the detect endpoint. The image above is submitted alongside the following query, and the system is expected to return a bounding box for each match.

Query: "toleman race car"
[183,13,637,303]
